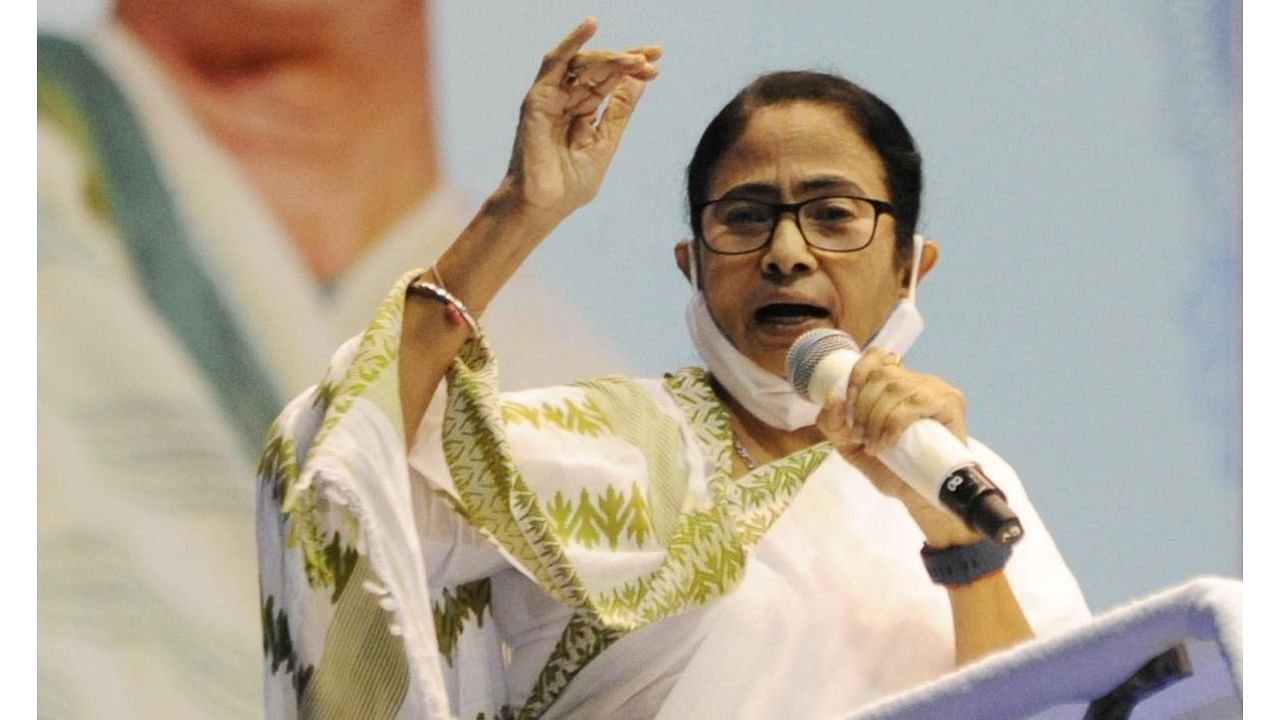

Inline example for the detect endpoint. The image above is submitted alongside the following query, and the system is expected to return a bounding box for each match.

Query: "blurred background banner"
[39,0,1239,651]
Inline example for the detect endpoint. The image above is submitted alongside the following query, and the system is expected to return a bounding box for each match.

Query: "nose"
[761,212,815,278]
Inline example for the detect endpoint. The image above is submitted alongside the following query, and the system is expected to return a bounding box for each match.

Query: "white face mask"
[683,233,927,431]
[685,292,822,430]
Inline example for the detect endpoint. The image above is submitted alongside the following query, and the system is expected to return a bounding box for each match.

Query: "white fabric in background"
[38,21,626,719]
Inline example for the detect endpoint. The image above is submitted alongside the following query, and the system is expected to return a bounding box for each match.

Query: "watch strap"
[921,538,1013,586]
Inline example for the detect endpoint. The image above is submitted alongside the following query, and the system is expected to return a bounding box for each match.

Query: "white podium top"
[843,576,1242,720]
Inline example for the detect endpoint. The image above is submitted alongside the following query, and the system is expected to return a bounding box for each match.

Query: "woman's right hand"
[503,17,661,221]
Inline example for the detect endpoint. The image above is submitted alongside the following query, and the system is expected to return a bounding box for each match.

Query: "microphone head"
[786,328,858,398]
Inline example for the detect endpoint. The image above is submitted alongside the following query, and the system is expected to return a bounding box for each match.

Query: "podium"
[844,577,1242,720]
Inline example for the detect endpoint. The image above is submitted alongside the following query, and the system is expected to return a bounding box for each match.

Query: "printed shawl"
[256,270,838,719]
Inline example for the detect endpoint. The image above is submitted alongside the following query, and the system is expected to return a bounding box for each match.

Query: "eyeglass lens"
[700,197,879,253]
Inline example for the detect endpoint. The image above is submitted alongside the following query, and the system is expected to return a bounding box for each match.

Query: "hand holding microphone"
[787,329,1023,546]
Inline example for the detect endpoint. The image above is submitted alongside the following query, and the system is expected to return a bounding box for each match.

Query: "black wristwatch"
[921,538,1013,586]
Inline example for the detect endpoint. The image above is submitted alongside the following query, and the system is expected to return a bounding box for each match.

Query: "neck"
[711,377,823,464]
[117,0,439,281]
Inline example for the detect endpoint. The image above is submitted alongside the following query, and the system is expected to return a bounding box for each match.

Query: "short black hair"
[686,71,922,267]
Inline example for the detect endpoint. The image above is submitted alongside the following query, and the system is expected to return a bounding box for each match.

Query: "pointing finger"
[537,17,598,82]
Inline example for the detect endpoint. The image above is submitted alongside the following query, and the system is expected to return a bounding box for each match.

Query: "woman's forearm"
[946,570,1035,666]
[921,522,1034,666]
[395,19,659,443]
[398,183,562,442]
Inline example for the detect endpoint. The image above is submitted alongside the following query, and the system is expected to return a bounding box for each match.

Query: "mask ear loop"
[688,238,703,293]
[906,233,924,301]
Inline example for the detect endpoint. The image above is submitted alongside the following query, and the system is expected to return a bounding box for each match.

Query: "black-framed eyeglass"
[695,194,895,255]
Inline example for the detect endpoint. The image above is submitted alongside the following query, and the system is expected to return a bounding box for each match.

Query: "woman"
[257,18,1090,719]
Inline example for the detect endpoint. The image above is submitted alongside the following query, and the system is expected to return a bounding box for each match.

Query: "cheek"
[700,263,747,322]
[830,257,902,342]
[705,276,753,332]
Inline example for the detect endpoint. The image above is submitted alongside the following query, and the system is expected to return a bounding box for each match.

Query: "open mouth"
[754,303,830,326]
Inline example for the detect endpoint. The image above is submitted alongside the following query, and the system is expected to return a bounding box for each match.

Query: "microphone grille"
[786,329,857,397]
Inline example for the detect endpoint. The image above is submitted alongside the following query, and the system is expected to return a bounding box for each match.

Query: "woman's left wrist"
[920,537,1013,587]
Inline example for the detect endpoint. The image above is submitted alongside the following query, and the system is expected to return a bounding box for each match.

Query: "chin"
[741,344,790,377]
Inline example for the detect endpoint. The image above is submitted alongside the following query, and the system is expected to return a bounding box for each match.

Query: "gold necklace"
[714,377,761,471]
[731,433,759,471]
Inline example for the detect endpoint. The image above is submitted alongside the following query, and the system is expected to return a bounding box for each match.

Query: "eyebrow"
[718,175,866,200]
[798,175,865,195]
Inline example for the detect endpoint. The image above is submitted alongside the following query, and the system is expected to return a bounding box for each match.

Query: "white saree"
[256,271,1091,719]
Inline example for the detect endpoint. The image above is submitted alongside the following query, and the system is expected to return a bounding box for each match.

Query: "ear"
[899,237,940,292]
[674,239,693,284]
[918,239,939,281]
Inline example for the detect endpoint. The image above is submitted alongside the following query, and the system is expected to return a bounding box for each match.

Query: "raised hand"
[505,17,661,220]
[399,21,659,442]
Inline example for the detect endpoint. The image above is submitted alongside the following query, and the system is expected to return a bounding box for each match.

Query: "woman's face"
[698,101,906,377]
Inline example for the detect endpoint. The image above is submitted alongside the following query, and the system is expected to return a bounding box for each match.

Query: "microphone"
[786,329,1023,546]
